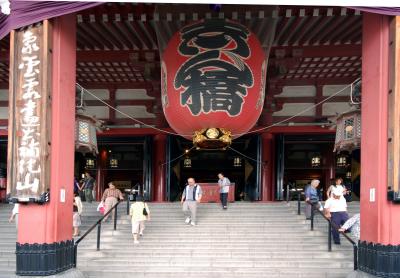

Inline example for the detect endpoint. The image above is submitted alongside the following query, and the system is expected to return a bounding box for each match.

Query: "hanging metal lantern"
[75,111,99,155]
[183,158,192,168]
[333,109,361,153]
[311,155,321,167]
[85,158,95,169]
[346,171,352,179]
[233,157,242,167]
[337,153,348,168]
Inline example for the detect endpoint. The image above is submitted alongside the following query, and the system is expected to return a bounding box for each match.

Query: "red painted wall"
[360,13,400,245]
[18,15,76,244]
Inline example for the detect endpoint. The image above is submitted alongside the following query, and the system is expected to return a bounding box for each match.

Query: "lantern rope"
[76,83,183,136]
[76,78,360,139]
[158,145,263,167]
[227,146,264,165]
[159,146,195,167]
[232,77,361,137]
[77,85,84,109]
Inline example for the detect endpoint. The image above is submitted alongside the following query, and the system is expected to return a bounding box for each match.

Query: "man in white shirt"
[218,173,230,210]
[324,187,349,245]
[181,177,202,226]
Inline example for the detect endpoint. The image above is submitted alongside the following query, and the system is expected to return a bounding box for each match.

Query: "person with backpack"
[181,177,202,226]
[129,195,150,245]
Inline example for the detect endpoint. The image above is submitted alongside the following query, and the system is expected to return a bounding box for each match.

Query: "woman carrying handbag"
[129,195,151,245]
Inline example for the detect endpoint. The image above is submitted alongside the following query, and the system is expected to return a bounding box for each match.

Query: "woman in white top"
[73,193,83,236]
[9,203,19,230]
[326,177,347,199]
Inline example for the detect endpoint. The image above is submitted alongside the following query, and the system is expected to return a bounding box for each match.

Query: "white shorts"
[132,221,145,234]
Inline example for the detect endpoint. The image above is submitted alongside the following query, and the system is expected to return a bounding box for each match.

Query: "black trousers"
[220,193,228,207]
[331,211,349,243]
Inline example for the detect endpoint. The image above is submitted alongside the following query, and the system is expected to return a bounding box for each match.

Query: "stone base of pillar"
[15,268,85,278]
[357,241,400,277]
[346,271,378,278]
[16,240,75,276]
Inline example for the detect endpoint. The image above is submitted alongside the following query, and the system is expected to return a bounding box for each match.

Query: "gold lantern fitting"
[193,128,232,149]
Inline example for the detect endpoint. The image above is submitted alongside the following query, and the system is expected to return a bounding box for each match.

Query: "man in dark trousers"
[82,171,95,203]
[218,173,230,209]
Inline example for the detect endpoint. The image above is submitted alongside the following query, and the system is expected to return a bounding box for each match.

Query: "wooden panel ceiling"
[0,4,363,100]
[77,4,362,90]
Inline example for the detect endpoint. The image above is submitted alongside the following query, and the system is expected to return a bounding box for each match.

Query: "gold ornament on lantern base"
[193,128,232,149]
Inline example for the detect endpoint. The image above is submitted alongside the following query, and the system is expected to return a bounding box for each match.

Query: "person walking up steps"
[218,173,230,210]
[181,177,202,226]
[130,195,150,245]
[101,182,124,221]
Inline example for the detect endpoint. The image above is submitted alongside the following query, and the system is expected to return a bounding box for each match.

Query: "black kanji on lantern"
[174,19,254,116]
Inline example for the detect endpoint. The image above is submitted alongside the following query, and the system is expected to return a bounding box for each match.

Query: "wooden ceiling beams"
[0,4,364,90]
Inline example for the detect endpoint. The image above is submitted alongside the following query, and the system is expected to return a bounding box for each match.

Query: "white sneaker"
[190,221,196,226]
[185,217,191,224]
[134,240,140,244]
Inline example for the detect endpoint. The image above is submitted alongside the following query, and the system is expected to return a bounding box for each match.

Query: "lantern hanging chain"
[159,146,196,167]
[75,83,183,136]
[76,78,359,139]
[350,80,361,105]
[232,77,361,137]
[77,86,84,109]
[227,146,264,165]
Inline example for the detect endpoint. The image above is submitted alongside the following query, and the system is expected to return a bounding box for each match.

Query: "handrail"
[304,200,358,270]
[73,200,122,267]
[307,201,356,245]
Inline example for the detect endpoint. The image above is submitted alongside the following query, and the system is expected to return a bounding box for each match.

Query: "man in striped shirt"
[101,182,124,221]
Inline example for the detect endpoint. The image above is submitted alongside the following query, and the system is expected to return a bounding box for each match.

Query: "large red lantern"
[161,19,266,149]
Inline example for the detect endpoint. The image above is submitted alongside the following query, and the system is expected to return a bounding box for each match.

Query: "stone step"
[76,244,353,252]
[78,266,354,274]
[75,259,354,268]
[0,202,360,277]
[75,249,353,258]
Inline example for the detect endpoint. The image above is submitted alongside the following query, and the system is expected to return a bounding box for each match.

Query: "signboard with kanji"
[7,21,51,203]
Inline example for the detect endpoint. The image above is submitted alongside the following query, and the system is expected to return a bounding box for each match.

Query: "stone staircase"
[0,201,360,278]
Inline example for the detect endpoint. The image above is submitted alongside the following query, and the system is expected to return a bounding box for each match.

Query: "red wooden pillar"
[153,134,166,202]
[16,15,81,276]
[261,133,274,201]
[357,13,400,276]
[322,145,335,198]
[96,148,108,201]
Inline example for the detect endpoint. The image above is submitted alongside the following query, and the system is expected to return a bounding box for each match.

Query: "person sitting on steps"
[324,187,349,245]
